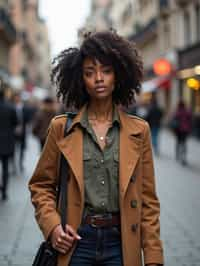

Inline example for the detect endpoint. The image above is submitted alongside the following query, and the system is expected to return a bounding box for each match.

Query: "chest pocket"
[83,149,99,180]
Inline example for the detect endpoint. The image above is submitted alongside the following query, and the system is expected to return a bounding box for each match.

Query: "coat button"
[131,223,138,232]
[130,200,137,208]
[130,175,136,182]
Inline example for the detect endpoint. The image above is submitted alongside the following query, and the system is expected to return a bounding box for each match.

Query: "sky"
[40,1,91,57]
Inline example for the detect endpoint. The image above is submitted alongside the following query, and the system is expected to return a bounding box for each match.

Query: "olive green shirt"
[80,107,120,214]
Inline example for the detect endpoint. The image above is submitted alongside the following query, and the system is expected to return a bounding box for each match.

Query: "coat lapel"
[118,110,143,198]
[57,107,86,202]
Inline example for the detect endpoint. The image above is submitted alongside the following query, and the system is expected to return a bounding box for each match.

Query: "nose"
[96,70,103,82]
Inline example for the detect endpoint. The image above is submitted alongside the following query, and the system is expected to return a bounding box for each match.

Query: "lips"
[95,86,107,92]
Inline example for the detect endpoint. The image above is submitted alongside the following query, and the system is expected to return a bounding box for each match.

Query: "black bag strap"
[56,112,77,231]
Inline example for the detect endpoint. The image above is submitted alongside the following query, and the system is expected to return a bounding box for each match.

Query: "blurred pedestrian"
[146,95,164,155]
[193,107,200,139]
[32,97,57,150]
[12,92,31,172]
[0,80,18,200]
[136,102,148,119]
[171,100,192,165]
[29,30,163,266]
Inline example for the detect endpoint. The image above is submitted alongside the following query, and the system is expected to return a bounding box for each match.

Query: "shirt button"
[101,180,105,185]
[101,202,105,206]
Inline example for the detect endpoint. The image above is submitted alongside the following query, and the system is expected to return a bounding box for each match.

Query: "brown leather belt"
[83,213,120,228]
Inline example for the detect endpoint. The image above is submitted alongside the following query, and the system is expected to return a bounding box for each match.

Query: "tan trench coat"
[29,106,164,266]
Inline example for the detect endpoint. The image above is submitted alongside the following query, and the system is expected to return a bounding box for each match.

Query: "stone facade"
[0,0,51,91]
[36,18,51,89]
[0,0,16,84]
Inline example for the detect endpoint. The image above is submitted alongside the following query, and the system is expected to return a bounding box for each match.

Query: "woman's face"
[83,57,115,101]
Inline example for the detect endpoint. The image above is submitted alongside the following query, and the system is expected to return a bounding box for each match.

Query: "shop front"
[178,42,200,113]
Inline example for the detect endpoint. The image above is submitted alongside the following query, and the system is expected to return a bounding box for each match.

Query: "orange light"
[153,59,172,76]
[186,78,199,90]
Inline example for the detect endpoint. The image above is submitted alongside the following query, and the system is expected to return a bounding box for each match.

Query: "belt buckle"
[90,214,112,228]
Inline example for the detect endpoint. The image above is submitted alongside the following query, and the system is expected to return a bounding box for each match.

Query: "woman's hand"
[50,224,81,254]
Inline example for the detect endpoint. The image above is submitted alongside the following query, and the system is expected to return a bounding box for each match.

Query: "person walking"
[29,30,164,266]
[146,95,163,155]
[32,97,57,150]
[172,100,192,165]
[0,81,18,200]
[12,92,31,172]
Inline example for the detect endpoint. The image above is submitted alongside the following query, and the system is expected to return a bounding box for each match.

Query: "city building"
[0,0,51,95]
[79,0,112,42]
[36,17,51,89]
[9,0,51,92]
[0,0,17,85]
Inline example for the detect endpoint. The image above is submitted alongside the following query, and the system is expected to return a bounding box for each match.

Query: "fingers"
[53,236,73,254]
[53,242,68,254]
[53,238,72,254]
[66,224,81,240]
[59,235,74,249]
[51,224,81,254]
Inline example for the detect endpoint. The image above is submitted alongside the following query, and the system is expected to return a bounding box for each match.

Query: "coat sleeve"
[28,118,61,240]
[141,122,164,265]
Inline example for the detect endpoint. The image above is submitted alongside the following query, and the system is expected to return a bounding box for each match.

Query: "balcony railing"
[129,18,158,46]
[0,7,17,44]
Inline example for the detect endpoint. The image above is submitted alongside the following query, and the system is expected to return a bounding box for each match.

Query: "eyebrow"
[83,66,95,70]
[83,64,112,70]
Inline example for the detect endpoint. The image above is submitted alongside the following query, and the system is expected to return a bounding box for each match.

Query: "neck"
[88,98,113,122]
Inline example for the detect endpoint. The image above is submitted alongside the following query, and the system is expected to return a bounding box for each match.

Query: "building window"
[183,10,191,46]
[139,0,149,11]
[159,0,169,9]
[163,19,170,49]
[195,4,200,40]
[37,33,43,42]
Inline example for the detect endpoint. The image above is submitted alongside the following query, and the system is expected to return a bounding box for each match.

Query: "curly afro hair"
[51,30,143,109]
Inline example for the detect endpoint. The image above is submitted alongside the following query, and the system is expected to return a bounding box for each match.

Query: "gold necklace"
[88,117,112,123]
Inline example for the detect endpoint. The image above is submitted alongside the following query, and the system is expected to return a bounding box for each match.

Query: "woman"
[29,30,164,266]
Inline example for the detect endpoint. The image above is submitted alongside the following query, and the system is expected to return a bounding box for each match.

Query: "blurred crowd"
[0,79,65,201]
[126,92,196,166]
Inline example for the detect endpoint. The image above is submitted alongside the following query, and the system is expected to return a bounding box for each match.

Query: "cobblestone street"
[0,130,200,266]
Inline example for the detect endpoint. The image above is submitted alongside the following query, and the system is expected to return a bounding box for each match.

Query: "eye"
[103,68,112,74]
[84,71,93,78]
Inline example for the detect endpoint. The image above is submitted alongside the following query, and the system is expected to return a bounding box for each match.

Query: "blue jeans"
[151,126,160,154]
[69,224,123,266]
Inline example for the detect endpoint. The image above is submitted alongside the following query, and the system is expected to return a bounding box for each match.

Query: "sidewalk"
[158,129,200,172]
[0,131,199,266]
[0,135,42,266]
[156,129,200,266]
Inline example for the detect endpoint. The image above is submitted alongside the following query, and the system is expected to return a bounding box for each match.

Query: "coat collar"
[58,105,144,201]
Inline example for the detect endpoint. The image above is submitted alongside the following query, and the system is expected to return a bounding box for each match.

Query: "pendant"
[99,136,104,141]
